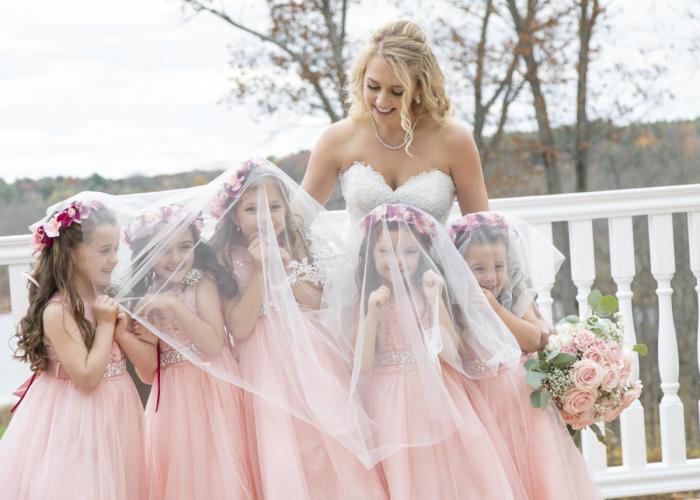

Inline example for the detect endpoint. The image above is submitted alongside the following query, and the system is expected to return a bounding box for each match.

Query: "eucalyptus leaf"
[633,343,648,356]
[551,353,577,369]
[530,389,549,409]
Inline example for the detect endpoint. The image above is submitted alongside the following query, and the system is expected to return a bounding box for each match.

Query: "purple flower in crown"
[449,212,508,244]
[124,204,204,249]
[209,159,265,219]
[31,200,105,254]
[361,204,436,238]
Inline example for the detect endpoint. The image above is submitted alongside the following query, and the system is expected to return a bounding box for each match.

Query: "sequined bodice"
[340,162,456,225]
[376,304,412,353]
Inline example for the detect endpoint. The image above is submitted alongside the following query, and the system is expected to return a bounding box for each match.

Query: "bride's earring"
[414,95,421,105]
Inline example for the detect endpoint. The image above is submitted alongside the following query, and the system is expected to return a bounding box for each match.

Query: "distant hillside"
[2,117,699,238]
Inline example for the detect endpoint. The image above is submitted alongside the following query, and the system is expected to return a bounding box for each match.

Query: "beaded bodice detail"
[340,162,456,226]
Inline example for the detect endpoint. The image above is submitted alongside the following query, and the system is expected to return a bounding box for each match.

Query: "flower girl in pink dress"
[450,211,601,499]
[207,159,387,499]
[322,204,530,500]
[0,199,147,500]
[124,204,254,500]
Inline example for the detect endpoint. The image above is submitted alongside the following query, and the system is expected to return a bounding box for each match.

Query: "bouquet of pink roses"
[525,290,646,442]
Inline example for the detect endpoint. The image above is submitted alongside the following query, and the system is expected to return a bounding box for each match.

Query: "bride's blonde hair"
[347,20,452,152]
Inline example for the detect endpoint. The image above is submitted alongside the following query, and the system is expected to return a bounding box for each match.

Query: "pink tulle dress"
[143,282,255,500]
[230,246,388,500]
[472,351,602,499]
[0,294,148,500]
[366,303,529,500]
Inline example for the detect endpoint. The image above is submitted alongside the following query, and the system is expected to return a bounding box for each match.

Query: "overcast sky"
[0,0,698,182]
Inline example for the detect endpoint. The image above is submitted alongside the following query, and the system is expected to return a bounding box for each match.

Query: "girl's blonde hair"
[347,20,452,153]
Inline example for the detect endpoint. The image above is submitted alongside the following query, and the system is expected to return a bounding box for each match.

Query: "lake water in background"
[1,314,30,405]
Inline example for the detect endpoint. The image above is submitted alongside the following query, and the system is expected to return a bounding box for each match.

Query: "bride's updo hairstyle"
[347,20,452,152]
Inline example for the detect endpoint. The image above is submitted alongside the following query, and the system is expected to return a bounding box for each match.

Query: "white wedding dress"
[340,161,456,225]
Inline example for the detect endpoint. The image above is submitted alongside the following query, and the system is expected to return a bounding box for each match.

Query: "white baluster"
[8,262,31,326]
[688,211,700,436]
[609,216,647,469]
[531,222,556,324]
[569,219,608,471]
[648,214,686,465]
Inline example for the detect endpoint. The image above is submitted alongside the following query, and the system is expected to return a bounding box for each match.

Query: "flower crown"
[32,200,104,253]
[209,159,267,219]
[361,204,436,237]
[124,204,204,249]
[448,212,508,244]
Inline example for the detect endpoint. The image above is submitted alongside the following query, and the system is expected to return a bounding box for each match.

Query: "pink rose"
[565,409,596,430]
[583,348,605,364]
[574,330,596,351]
[605,344,623,366]
[560,343,577,355]
[562,388,596,414]
[600,366,621,391]
[572,359,604,390]
[620,381,642,411]
[591,338,606,352]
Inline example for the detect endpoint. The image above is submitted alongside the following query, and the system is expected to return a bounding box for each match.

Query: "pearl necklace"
[370,114,418,151]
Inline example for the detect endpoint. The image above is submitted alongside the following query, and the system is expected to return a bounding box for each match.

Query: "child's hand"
[422,270,444,303]
[248,238,265,267]
[114,310,129,338]
[481,288,499,308]
[279,247,292,267]
[93,295,118,326]
[368,285,391,314]
[130,319,159,344]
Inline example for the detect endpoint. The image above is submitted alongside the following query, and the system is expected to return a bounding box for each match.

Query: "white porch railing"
[1,183,700,498]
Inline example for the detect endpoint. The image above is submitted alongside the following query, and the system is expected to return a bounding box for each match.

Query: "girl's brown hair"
[14,206,117,372]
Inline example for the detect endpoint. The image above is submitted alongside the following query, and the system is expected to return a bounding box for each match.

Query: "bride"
[302,19,602,500]
[301,19,487,223]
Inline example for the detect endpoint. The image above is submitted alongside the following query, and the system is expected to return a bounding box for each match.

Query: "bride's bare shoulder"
[311,117,365,168]
[439,118,475,145]
[317,117,363,145]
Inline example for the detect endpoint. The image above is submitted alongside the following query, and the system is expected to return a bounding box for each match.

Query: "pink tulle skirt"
[0,372,147,500]
[238,313,388,500]
[144,359,255,500]
[367,361,529,500]
[473,361,602,499]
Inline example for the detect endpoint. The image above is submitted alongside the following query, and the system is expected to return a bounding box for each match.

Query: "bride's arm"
[302,122,345,205]
[444,119,489,214]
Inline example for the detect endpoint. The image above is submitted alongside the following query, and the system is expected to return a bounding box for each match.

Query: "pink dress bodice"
[151,282,202,367]
[44,294,126,378]
[373,303,431,369]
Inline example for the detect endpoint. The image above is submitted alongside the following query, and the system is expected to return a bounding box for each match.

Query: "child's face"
[153,228,195,283]
[372,228,421,284]
[234,182,287,243]
[74,224,120,289]
[464,243,508,297]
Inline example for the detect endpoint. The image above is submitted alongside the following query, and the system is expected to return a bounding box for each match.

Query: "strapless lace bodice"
[340,162,456,225]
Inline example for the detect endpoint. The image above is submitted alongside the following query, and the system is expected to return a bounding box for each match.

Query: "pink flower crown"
[32,200,104,253]
[448,212,508,244]
[361,204,436,238]
[209,159,265,219]
[124,204,204,249]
